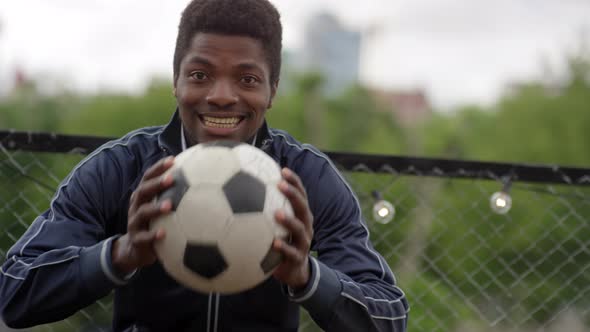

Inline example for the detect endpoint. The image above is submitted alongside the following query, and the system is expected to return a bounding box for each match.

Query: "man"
[0,0,409,331]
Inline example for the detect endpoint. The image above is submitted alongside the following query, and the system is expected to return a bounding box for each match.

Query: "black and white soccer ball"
[150,141,292,294]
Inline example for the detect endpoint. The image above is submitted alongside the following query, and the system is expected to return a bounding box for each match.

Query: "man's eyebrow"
[235,62,265,73]
[185,55,212,67]
[185,56,266,74]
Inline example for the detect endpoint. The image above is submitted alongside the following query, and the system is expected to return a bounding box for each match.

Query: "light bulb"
[373,200,395,224]
[490,191,512,214]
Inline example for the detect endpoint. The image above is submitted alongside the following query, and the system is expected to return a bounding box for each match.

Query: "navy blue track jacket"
[0,111,409,331]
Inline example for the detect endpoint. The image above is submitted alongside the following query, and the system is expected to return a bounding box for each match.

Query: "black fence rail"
[1,130,589,332]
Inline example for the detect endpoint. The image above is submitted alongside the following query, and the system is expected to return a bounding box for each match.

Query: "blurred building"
[299,13,362,95]
[283,12,432,127]
[370,88,432,126]
[3,67,34,96]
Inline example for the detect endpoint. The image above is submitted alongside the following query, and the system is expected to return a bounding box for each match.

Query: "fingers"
[128,199,173,233]
[273,237,305,264]
[279,168,313,230]
[131,228,166,247]
[281,168,307,200]
[141,156,175,183]
[272,169,314,287]
[111,228,165,273]
[128,227,166,268]
[129,157,175,211]
[276,210,305,240]
[118,157,175,271]
[131,172,175,209]
[274,210,310,257]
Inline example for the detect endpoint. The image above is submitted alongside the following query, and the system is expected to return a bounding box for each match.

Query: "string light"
[372,191,395,224]
[490,177,512,214]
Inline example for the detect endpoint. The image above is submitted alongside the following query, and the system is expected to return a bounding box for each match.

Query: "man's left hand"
[272,167,314,291]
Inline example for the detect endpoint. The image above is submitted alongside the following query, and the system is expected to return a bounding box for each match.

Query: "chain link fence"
[1,131,589,332]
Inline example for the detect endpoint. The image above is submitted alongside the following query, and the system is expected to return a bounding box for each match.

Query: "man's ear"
[267,80,279,108]
[173,74,178,97]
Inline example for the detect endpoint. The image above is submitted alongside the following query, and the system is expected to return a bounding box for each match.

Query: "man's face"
[174,33,277,145]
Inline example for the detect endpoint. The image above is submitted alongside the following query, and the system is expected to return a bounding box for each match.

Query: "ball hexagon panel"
[175,184,233,243]
[232,144,282,183]
[183,242,228,279]
[157,168,190,211]
[179,145,241,186]
[222,171,266,213]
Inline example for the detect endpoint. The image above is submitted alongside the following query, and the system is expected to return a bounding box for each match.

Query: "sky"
[0,0,589,109]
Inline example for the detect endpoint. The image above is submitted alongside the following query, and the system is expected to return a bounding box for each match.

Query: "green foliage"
[324,85,405,154]
[0,92,70,132]
[404,274,473,332]
[417,54,590,167]
[59,79,176,137]
[268,72,405,154]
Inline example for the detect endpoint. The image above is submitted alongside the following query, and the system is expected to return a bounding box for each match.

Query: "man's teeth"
[203,116,241,128]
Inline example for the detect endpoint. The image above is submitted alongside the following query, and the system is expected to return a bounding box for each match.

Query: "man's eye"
[191,72,208,80]
[241,76,259,85]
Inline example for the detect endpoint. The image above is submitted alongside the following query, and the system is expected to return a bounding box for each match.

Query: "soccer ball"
[150,141,291,294]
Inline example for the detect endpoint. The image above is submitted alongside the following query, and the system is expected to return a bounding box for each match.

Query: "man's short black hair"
[173,0,282,85]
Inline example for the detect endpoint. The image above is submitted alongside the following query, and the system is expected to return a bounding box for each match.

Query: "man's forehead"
[188,33,265,55]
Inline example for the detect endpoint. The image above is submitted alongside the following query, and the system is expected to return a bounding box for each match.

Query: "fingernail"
[282,168,291,177]
[275,210,285,221]
[279,181,289,191]
[161,200,172,211]
[273,238,281,249]
[156,228,166,239]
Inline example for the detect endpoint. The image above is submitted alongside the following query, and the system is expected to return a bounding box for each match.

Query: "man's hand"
[112,157,175,274]
[272,168,314,290]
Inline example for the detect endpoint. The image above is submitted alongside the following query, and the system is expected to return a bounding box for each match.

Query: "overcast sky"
[0,0,589,108]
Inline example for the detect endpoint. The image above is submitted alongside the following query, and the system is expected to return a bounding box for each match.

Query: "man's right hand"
[112,156,175,274]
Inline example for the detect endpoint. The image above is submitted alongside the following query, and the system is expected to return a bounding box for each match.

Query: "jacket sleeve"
[288,159,409,332]
[0,147,134,328]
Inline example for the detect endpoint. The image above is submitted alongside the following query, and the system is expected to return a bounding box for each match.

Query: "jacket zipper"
[207,292,220,332]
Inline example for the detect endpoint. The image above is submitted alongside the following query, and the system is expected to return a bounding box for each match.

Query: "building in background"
[370,88,432,126]
[299,12,362,95]
[286,12,432,126]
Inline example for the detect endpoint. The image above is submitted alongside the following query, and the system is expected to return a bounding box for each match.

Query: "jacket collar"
[255,121,274,152]
[158,108,274,155]
[158,109,183,156]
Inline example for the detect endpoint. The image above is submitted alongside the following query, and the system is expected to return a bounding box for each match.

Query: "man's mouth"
[201,115,244,128]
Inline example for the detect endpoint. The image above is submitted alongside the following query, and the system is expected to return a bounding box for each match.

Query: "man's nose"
[206,79,238,108]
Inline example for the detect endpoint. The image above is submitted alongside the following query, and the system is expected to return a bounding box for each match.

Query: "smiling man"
[0,0,409,331]
[175,33,276,144]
